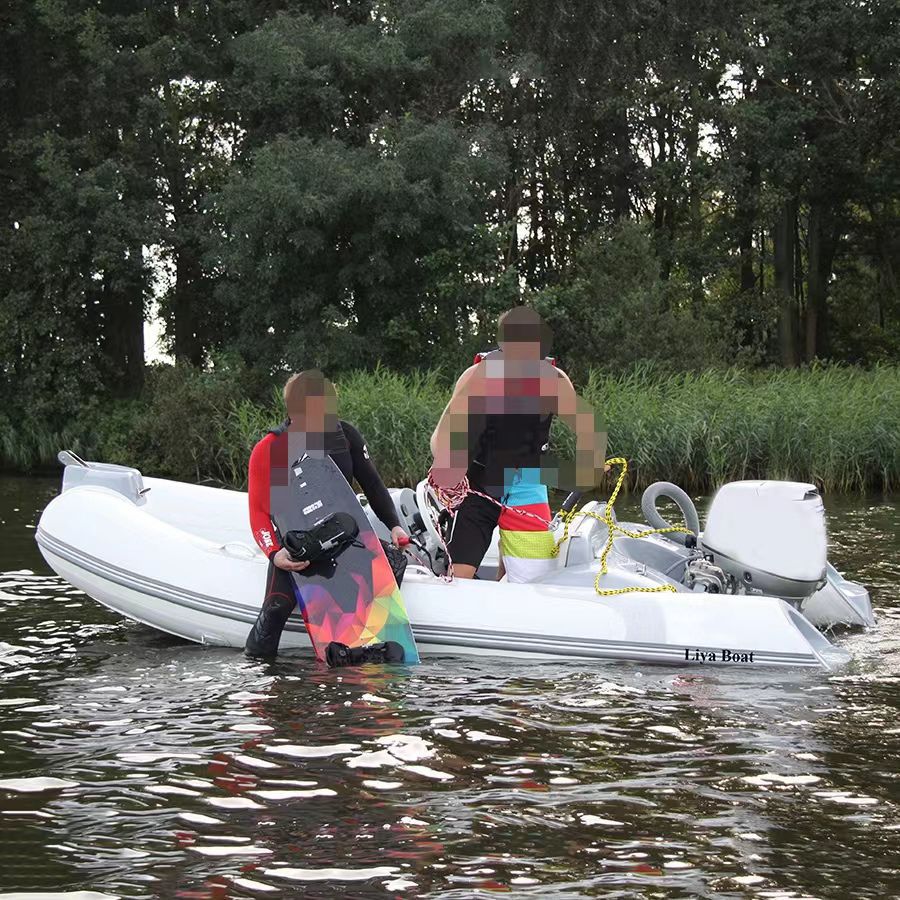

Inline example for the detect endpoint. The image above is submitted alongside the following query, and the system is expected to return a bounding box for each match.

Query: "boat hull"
[35,483,850,670]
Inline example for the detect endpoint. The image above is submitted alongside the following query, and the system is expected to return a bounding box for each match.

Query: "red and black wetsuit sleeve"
[339,421,400,532]
[248,433,282,560]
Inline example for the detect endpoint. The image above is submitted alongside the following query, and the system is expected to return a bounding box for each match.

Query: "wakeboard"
[270,453,419,665]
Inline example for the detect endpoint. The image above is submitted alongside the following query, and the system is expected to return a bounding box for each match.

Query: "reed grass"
[3,364,898,494]
[0,417,92,473]
[587,364,900,494]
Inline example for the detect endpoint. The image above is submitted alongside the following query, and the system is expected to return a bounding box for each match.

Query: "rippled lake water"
[1,475,899,899]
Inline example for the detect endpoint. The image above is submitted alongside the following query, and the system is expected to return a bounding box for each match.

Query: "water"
[1,475,899,899]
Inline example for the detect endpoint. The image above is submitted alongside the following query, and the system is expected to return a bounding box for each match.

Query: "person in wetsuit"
[245,370,408,657]
[430,306,608,579]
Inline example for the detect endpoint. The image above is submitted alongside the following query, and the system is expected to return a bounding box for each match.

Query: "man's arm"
[430,364,483,484]
[553,369,608,491]
[430,364,479,455]
[247,437,280,560]
[249,437,313,572]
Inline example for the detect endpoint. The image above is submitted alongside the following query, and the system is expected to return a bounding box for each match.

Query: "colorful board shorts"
[499,468,556,583]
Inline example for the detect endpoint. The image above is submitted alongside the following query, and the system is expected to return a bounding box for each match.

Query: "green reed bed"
[3,364,898,494]
[0,417,84,474]
[581,365,900,494]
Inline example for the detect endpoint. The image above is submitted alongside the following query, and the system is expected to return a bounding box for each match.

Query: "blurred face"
[298,392,332,424]
[497,307,550,362]
[499,337,542,361]
[284,372,339,437]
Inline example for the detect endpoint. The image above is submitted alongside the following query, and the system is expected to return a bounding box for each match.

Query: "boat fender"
[641,482,700,546]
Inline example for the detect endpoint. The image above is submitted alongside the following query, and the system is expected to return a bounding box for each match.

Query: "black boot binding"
[283,512,360,564]
[325,641,405,667]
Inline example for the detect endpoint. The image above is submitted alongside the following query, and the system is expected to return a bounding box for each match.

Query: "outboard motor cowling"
[701,481,827,601]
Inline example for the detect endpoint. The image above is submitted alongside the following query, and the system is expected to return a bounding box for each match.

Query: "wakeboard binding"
[283,511,360,564]
[324,640,405,668]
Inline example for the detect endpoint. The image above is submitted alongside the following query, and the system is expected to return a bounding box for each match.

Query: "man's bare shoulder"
[453,363,482,394]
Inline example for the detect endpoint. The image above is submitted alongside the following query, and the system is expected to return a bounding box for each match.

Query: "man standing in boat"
[244,370,409,657]
[429,306,607,581]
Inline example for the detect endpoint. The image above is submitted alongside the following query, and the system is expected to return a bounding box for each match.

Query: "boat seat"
[359,487,420,544]
[390,487,420,536]
[614,534,691,581]
[560,501,611,567]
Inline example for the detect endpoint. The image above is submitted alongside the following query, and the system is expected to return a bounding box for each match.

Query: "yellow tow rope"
[553,457,694,596]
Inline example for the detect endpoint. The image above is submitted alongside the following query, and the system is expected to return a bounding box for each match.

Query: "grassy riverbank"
[2,363,898,493]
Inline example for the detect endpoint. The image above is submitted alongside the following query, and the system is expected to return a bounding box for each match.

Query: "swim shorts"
[498,468,555,583]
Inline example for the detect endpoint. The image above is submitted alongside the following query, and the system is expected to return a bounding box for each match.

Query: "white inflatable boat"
[35,452,874,670]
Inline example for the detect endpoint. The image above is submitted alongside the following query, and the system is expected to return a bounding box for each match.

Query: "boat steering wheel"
[414,478,449,555]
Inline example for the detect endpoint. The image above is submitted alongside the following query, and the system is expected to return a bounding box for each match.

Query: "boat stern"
[801,565,876,629]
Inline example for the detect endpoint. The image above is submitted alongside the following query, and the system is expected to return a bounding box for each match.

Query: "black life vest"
[466,351,555,494]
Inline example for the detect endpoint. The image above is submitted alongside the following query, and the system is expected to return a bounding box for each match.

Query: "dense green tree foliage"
[2,0,898,426]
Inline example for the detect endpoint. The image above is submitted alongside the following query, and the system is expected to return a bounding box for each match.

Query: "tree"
[210,2,512,374]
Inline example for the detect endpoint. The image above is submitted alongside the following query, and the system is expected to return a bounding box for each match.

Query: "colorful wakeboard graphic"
[271,453,419,664]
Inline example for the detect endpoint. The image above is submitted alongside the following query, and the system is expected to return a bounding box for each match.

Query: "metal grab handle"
[219,542,260,560]
[58,449,89,468]
[550,490,583,530]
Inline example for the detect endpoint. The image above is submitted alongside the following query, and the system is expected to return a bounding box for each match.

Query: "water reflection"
[1,478,899,898]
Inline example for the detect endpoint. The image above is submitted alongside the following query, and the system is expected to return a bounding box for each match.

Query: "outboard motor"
[701,481,827,601]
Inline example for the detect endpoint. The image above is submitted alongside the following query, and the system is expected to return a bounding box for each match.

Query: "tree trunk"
[174,243,203,366]
[758,228,765,297]
[805,200,835,361]
[739,230,755,293]
[794,213,804,355]
[872,206,899,318]
[502,82,521,268]
[737,224,756,347]
[738,79,759,296]
[524,83,541,286]
[652,110,673,282]
[773,200,798,367]
[99,245,145,395]
[119,245,145,393]
[162,79,204,368]
[686,83,703,305]
[611,102,631,221]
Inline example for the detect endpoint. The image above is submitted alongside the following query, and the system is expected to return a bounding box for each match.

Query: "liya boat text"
[685,648,755,663]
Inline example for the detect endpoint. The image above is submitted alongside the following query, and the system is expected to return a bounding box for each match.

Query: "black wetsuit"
[245,420,399,657]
